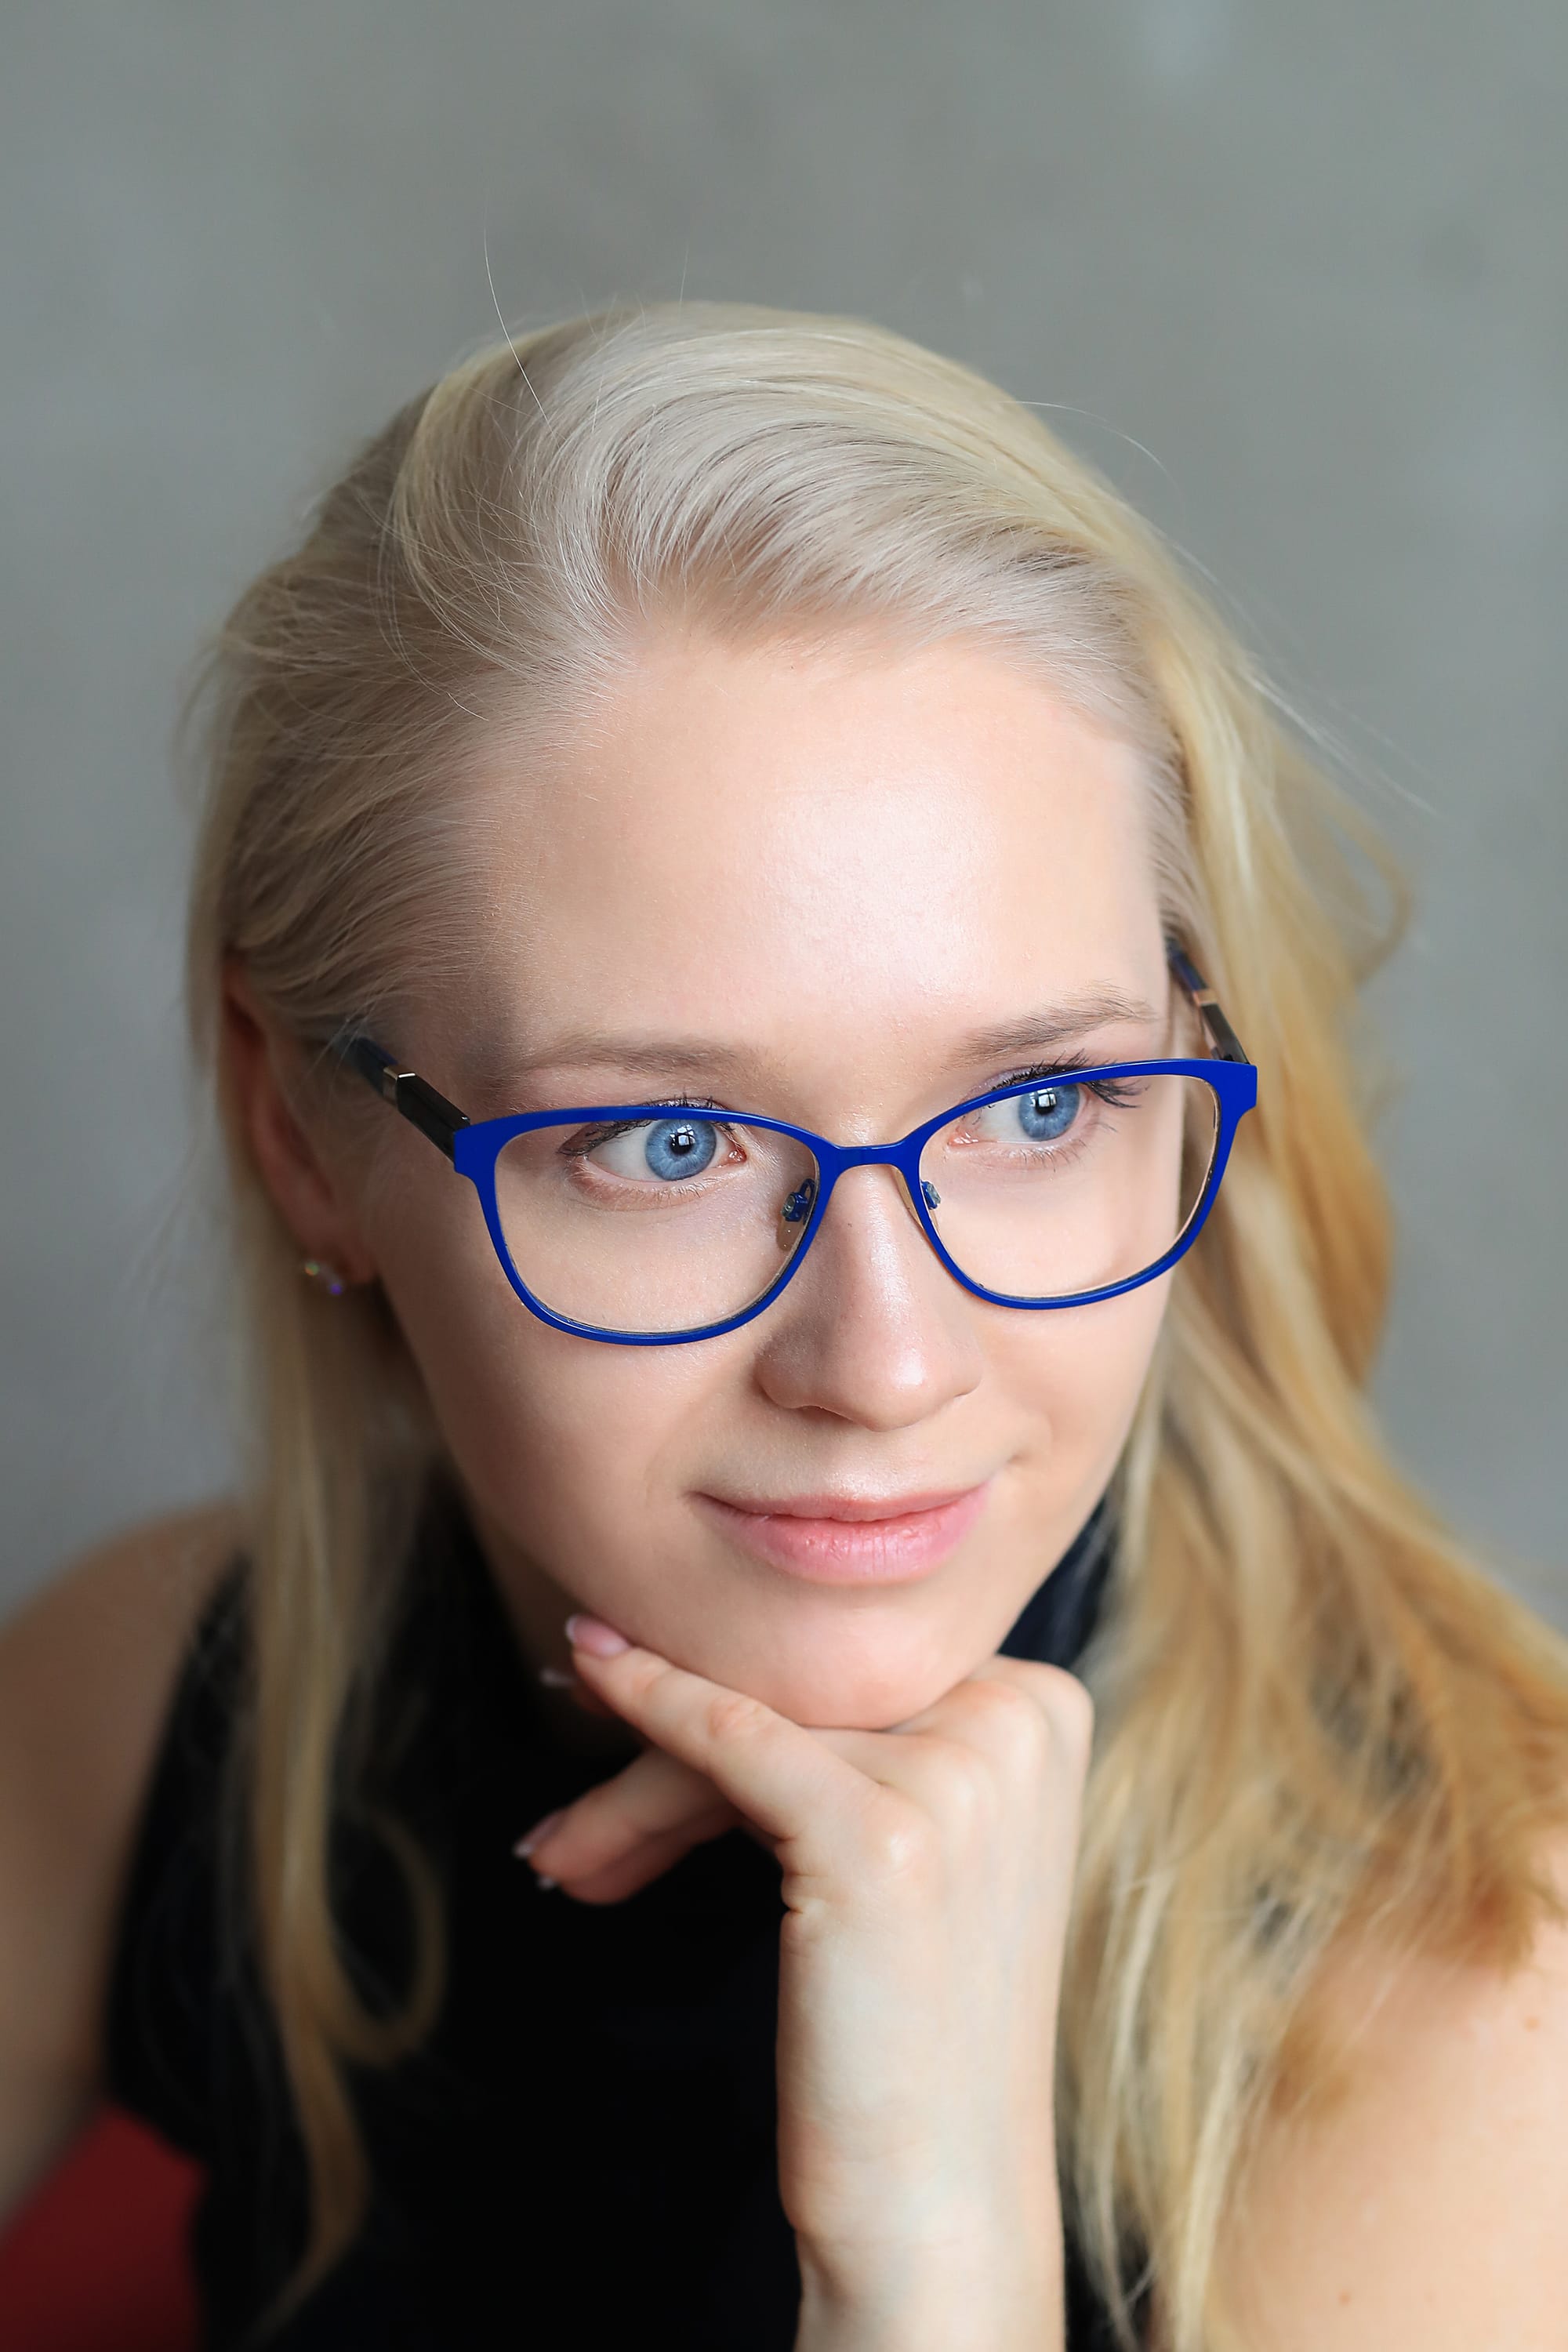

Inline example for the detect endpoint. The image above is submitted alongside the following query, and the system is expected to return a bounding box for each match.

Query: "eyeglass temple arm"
[324,941,1249,1160]
[1165,942,1250,1065]
[324,1025,471,1161]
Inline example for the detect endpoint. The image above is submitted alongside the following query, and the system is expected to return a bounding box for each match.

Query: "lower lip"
[695,1483,992,1584]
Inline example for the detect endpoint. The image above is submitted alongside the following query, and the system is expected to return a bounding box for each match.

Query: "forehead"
[459,629,1165,1098]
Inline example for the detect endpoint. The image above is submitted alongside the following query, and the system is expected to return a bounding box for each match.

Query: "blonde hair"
[180,299,1568,2346]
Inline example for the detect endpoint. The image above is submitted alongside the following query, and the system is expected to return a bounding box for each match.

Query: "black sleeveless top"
[107,1473,1138,2349]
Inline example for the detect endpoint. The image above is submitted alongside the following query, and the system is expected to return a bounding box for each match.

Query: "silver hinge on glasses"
[325,1023,471,1162]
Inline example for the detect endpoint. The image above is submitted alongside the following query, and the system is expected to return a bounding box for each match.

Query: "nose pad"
[775,1160,935,1260]
[775,1171,818,1255]
[896,1166,932,1228]
[874,1163,936,1231]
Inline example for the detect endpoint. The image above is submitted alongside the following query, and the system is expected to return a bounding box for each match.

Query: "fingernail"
[536,1665,576,1689]
[533,1875,560,1893]
[514,1807,568,1860]
[565,1613,630,1659]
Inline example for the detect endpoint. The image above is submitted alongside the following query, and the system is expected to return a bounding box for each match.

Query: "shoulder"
[1218,1829,1568,2347]
[0,1500,245,1839]
[0,1501,243,2216]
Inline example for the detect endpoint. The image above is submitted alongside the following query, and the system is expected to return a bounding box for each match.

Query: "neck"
[454,1476,644,1765]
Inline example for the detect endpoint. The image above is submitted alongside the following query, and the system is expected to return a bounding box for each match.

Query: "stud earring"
[299,1256,349,1297]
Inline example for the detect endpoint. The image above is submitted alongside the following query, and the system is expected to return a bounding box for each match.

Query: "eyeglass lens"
[489,1073,1222,1337]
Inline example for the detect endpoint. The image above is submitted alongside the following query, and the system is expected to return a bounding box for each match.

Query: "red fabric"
[0,2107,202,2352]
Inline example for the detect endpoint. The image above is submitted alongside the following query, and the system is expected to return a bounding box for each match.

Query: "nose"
[750,1161,984,1428]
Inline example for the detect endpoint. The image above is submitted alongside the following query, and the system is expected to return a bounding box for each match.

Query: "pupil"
[1018,1083,1080,1142]
[644,1116,717,1181]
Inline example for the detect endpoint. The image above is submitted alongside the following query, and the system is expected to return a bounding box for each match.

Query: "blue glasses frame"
[324,944,1257,1346]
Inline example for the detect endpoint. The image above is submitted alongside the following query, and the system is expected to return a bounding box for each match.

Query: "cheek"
[366,1171,718,1572]
[991,1276,1169,1468]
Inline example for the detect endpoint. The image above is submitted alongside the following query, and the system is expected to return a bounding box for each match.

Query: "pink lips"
[694,1482,992,1584]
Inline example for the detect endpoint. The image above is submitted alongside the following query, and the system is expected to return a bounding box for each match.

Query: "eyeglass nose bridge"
[797,1134,936,1244]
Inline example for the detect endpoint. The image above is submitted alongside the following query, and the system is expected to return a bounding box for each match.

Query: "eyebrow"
[463,988,1163,1103]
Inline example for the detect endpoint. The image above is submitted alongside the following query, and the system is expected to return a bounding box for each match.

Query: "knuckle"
[858,1795,940,1889]
[1051,1663,1095,1733]
[979,1677,1051,1744]
[1042,1668,1095,1768]
[962,1678,1054,1777]
[930,1740,996,1828]
[1006,1656,1094,1720]
[967,1664,1094,1780]
[702,1686,771,1748]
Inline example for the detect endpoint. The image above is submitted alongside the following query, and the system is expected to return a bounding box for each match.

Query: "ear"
[220,958,380,1286]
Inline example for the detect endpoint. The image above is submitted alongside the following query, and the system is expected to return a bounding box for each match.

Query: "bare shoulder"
[0,1501,244,2215]
[1218,1830,1568,2349]
[0,1498,245,1828]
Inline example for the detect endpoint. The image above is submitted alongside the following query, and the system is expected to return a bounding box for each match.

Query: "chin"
[721,1642,968,1733]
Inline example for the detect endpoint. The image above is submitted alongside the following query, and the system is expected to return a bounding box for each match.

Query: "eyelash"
[990,1056,1147,1109]
[565,1058,1141,1154]
[995,1054,1104,1089]
[561,1094,724,1157]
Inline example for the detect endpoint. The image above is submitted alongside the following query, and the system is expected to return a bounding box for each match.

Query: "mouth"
[691,1480,993,1584]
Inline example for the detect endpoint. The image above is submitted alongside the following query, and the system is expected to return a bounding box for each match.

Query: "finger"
[563,1624,1074,1824]
[550,1813,779,1905]
[826,1661,1092,1844]
[554,1824,735,1905]
[885,1656,1094,1762]
[566,1618,889,1859]
[523,1745,744,1892]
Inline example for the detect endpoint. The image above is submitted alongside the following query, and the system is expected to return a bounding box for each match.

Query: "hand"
[519,1616,1091,2343]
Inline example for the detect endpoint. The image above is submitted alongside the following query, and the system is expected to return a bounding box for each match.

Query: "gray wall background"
[3,1,1564,1624]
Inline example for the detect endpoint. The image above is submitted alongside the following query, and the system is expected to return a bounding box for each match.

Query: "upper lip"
[700,1483,987,1523]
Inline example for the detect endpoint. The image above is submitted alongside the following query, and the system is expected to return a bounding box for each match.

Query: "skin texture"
[277,628,1178,1730]
[1217,1882,1568,2350]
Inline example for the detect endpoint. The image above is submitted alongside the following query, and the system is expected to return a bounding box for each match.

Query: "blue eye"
[639,1116,719,1181]
[1015,1083,1080,1142]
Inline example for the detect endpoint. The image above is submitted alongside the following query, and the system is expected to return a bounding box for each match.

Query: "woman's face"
[339,626,1178,1729]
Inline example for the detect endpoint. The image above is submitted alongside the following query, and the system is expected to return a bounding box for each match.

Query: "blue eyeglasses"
[324,943,1256,1346]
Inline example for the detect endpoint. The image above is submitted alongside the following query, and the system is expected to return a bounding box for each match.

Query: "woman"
[3,299,1567,2352]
